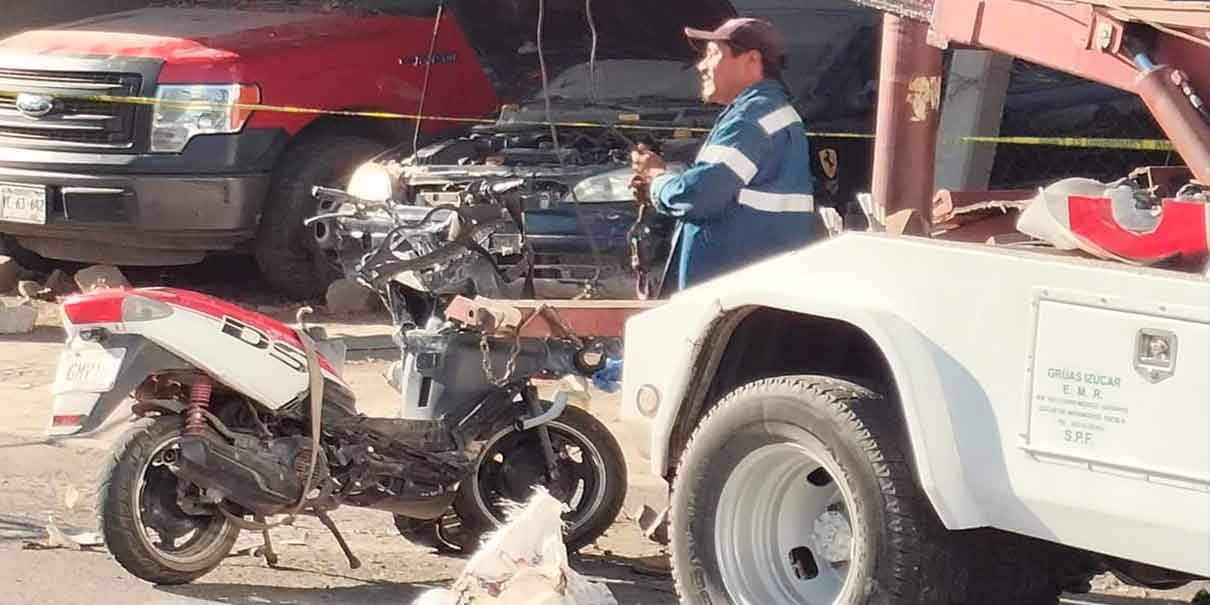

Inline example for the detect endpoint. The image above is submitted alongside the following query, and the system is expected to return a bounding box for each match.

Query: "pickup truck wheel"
[670,375,964,604]
[0,235,54,273]
[255,136,385,300]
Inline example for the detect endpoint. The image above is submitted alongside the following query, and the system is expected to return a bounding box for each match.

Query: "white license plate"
[0,183,48,225]
[52,348,126,394]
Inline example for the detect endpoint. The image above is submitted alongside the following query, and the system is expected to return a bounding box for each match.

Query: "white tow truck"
[617,1,1210,603]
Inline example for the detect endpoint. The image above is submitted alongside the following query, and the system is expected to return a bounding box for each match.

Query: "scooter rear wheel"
[98,418,239,585]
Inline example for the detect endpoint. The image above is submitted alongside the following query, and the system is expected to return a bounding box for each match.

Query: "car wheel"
[255,135,385,300]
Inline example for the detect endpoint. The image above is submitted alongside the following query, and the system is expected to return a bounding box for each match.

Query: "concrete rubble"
[74,265,130,292]
[325,278,379,315]
[16,280,54,302]
[0,300,37,334]
[45,269,77,296]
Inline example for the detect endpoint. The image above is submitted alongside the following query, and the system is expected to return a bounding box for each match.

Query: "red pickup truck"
[0,1,732,298]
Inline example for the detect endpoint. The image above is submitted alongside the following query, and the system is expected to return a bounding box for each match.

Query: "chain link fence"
[987,60,1182,189]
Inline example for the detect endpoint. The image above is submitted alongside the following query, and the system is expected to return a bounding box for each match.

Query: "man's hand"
[630,144,667,182]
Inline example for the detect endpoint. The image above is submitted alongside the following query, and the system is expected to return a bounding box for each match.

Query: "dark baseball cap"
[684,17,788,67]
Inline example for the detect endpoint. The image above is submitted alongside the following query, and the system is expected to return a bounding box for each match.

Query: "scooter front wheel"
[97,418,239,585]
[453,405,628,552]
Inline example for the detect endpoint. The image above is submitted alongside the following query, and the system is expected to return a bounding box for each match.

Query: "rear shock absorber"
[184,378,213,435]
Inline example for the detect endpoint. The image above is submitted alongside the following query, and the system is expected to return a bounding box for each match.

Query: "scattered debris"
[325,278,379,315]
[0,255,20,294]
[63,486,80,511]
[22,515,102,551]
[0,301,37,334]
[884,208,928,236]
[74,265,130,292]
[416,488,618,605]
[16,280,53,302]
[636,505,669,545]
[630,554,672,578]
[45,269,77,296]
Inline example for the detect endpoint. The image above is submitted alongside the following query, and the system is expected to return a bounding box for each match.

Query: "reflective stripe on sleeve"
[737,189,815,213]
[758,105,803,135]
[696,144,759,184]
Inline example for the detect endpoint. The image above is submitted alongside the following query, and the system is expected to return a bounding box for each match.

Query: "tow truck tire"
[670,375,964,604]
[255,135,385,300]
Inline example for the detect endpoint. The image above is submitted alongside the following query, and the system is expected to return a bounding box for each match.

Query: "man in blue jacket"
[631,17,823,293]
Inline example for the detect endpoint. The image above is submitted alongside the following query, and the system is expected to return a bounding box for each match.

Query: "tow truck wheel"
[670,375,964,604]
[255,135,385,300]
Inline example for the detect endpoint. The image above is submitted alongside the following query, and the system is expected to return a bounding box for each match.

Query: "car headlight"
[571,168,637,203]
[346,162,394,203]
[150,84,260,153]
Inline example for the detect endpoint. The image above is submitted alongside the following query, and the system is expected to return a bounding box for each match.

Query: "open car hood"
[455,0,735,102]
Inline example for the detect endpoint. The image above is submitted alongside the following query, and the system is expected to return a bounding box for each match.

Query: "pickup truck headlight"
[150,84,260,153]
[346,162,394,203]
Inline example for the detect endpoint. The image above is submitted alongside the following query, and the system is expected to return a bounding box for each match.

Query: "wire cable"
[537,0,605,295]
[413,1,446,157]
[587,0,600,101]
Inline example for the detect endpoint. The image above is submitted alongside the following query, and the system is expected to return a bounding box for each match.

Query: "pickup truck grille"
[0,69,142,149]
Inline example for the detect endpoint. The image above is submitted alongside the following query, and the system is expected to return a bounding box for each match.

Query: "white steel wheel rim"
[715,442,857,604]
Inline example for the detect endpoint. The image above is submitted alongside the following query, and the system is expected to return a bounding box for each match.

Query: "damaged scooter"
[44,181,628,585]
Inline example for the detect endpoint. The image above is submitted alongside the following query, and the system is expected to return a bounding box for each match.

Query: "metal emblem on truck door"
[1134,328,1177,383]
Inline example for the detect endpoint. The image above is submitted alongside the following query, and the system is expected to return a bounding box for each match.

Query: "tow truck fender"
[652,294,988,530]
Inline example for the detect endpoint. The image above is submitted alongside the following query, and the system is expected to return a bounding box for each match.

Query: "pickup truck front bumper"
[0,130,285,265]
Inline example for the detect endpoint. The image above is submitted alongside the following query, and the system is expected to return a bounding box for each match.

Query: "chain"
[480,331,523,386]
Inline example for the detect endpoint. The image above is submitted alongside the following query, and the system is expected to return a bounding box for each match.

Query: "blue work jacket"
[650,79,820,291]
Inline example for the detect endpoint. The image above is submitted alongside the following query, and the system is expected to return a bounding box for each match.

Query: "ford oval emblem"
[15,93,55,118]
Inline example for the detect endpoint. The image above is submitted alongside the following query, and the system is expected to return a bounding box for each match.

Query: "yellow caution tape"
[959,135,1175,152]
[0,89,1177,151]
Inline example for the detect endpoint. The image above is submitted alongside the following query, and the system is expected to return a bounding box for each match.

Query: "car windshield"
[535,60,702,104]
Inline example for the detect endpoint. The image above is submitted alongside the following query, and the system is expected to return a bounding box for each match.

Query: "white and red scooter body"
[48,287,350,436]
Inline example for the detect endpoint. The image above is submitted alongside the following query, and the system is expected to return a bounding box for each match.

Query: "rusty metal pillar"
[871,14,943,235]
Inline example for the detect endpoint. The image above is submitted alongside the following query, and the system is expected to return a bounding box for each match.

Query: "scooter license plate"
[52,348,126,394]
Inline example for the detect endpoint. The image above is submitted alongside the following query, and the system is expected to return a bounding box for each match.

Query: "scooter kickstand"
[316,511,361,569]
[253,516,279,568]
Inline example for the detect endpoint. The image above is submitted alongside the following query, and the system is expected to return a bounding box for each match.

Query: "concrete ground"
[0,262,1205,604]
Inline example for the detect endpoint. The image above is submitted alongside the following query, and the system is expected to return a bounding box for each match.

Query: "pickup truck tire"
[670,375,965,604]
[255,136,385,300]
[0,235,53,273]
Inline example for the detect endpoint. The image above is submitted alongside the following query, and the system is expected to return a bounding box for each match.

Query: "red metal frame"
[871,15,944,234]
[445,296,660,340]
